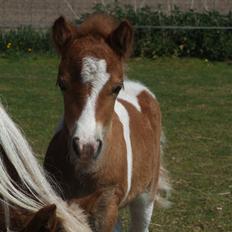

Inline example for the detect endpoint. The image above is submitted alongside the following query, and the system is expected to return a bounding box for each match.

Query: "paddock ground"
[0,55,231,232]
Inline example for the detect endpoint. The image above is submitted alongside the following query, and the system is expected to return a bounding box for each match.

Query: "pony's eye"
[57,78,67,91]
[112,85,122,95]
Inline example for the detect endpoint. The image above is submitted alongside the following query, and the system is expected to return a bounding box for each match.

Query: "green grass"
[0,55,231,231]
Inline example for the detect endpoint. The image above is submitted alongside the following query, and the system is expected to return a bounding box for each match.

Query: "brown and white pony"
[44,14,171,231]
[0,102,92,231]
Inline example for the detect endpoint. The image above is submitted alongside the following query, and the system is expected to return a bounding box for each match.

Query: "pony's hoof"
[113,218,122,232]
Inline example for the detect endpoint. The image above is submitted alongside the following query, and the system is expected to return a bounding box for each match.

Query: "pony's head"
[53,14,133,168]
[13,204,61,232]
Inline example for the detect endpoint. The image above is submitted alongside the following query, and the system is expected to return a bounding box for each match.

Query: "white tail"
[0,103,91,232]
[156,131,172,208]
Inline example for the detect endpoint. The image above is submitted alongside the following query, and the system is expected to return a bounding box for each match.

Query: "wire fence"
[0,0,232,29]
[135,26,232,30]
[1,25,232,31]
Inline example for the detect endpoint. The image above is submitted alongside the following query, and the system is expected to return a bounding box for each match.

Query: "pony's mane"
[77,14,118,39]
[0,103,91,232]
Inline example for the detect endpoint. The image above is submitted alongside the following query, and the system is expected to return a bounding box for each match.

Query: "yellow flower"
[6,42,12,49]
[28,48,32,52]
[179,44,184,50]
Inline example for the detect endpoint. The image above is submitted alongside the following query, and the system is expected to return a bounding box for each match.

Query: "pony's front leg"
[129,192,154,232]
[92,193,120,232]
[69,187,121,232]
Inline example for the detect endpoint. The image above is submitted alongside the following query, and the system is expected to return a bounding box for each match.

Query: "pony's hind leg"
[129,193,154,232]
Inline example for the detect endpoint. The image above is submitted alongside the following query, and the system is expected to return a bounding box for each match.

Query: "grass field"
[0,55,231,232]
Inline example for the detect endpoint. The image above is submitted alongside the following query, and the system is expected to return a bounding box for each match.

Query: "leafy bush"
[83,3,232,60]
[0,3,232,60]
[0,27,52,55]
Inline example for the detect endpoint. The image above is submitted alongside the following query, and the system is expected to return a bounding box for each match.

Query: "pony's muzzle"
[72,137,102,160]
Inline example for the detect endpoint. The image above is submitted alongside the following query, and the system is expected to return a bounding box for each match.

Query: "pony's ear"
[21,204,57,232]
[107,20,133,58]
[53,16,78,54]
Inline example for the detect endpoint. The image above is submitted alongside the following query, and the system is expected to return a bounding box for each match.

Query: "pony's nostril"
[72,137,102,159]
[97,139,102,150]
[73,137,80,143]
[72,137,81,157]
[94,139,103,159]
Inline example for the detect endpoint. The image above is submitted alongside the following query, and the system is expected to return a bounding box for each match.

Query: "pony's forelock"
[0,103,91,232]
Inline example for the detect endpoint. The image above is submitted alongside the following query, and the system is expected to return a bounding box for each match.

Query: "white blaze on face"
[73,57,110,145]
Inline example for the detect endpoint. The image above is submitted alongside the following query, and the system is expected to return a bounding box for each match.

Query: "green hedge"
[0,27,52,55]
[1,3,232,60]
[84,3,232,60]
